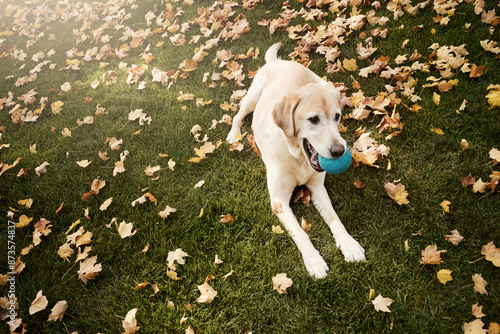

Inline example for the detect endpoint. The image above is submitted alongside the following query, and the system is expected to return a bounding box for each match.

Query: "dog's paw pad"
[303,253,329,279]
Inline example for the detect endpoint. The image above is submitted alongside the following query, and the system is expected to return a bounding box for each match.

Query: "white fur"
[227,43,365,278]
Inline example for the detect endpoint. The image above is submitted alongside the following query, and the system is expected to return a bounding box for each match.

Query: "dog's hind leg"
[226,71,268,144]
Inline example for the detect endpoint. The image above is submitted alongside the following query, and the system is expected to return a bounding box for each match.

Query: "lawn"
[0,0,499,333]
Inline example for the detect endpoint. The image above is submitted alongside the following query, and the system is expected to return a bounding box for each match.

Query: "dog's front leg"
[267,171,329,279]
[308,179,366,263]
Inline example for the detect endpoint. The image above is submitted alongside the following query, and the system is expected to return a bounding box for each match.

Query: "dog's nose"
[330,145,345,158]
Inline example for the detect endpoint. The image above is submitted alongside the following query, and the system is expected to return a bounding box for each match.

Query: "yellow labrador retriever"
[227,43,365,278]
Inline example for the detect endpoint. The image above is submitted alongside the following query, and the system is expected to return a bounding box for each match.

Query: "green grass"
[1,0,499,333]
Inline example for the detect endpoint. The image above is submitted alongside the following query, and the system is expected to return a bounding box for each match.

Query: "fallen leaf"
[272,225,285,234]
[29,290,48,315]
[131,192,157,206]
[481,241,500,267]
[48,300,68,322]
[490,148,500,165]
[76,160,91,168]
[272,273,293,295]
[195,283,217,303]
[437,269,453,284]
[99,198,113,211]
[472,303,486,318]
[220,214,234,225]
[420,244,446,265]
[462,319,487,334]
[117,221,137,239]
[15,214,33,228]
[439,200,451,213]
[444,230,464,245]
[372,294,394,313]
[159,205,177,218]
[78,256,102,284]
[384,182,409,205]
[472,273,488,295]
[35,161,49,176]
[167,248,188,271]
[122,308,140,334]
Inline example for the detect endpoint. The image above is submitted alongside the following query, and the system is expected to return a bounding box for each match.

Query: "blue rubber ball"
[318,147,352,174]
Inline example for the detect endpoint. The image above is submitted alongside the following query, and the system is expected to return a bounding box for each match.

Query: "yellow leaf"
[272,225,285,234]
[76,160,91,168]
[342,58,358,71]
[433,92,441,106]
[431,128,444,135]
[439,200,451,213]
[437,269,453,284]
[481,241,500,267]
[51,100,64,115]
[15,214,33,228]
[486,88,500,109]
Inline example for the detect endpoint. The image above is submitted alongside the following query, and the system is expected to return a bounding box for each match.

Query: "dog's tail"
[265,42,281,63]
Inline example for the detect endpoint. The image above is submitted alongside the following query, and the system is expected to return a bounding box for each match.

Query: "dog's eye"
[308,116,319,125]
[334,113,341,122]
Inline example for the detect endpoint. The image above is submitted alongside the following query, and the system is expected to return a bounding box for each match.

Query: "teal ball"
[318,147,352,174]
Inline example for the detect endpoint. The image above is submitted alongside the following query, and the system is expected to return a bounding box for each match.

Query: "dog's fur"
[227,43,365,278]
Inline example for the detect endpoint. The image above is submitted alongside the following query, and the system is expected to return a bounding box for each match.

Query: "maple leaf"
[486,85,500,109]
[462,319,487,334]
[76,160,91,168]
[472,274,488,295]
[48,300,68,322]
[29,290,48,315]
[272,273,293,295]
[384,182,409,205]
[372,294,394,313]
[167,248,188,271]
[444,230,464,245]
[117,221,137,239]
[272,225,285,234]
[196,282,217,303]
[436,269,453,285]
[58,243,74,261]
[472,303,486,319]
[490,148,500,165]
[15,214,33,228]
[122,308,140,334]
[78,256,102,284]
[51,100,64,115]
[481,241,500,267]
[439,200,451,214]
[420,244,446,265]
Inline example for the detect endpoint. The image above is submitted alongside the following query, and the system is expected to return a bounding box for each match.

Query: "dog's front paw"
[303,252,329,279]
[337,236,366,262]
[226,129,241,144]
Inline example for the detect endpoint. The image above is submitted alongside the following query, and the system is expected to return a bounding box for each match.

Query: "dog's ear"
[272,92,300,138]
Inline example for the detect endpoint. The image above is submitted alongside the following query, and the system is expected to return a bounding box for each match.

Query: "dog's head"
[272,83,346,172]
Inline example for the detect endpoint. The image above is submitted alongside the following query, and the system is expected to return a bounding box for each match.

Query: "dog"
[226,43,365,278]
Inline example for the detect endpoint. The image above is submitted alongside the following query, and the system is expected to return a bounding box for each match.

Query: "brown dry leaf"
[420,244,446,265]
[220,214,234,225]
[122,308,140,334]
[58,243,74,261]
[481,241,500,267]
[431,128,444,135]
[444,230,464,245]
[196,283,217,303]
[135,282,150,290]
[354,179,365,189]
[472,273,488,295]
[384,182,409,205]
[48,300,68,322]
[301,217,312,233]
[272,273,293,295]
[29,290,48,315]
[75,231,92,248]
[372,294,394,313]
[78,256,102,284]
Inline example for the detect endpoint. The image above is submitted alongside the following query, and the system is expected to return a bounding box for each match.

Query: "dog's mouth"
[303,139,324,172]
